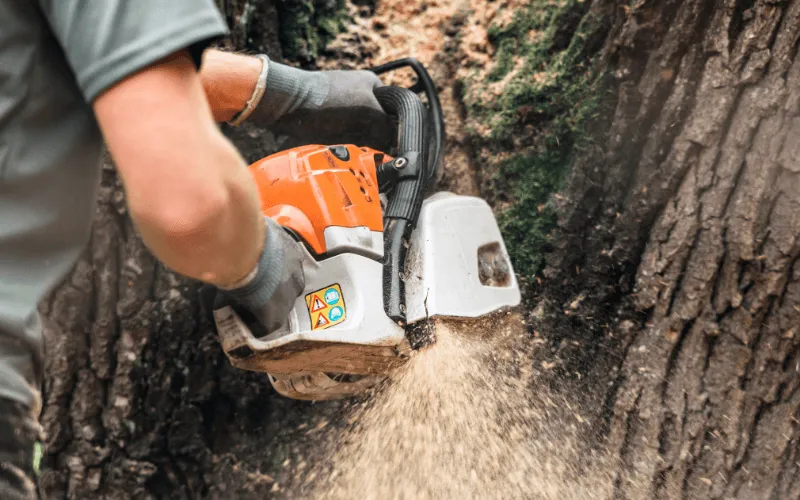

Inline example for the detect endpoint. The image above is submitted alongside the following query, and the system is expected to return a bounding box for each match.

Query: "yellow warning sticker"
[305,284,346,330]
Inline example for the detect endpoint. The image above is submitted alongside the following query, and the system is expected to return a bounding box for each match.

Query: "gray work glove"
[215,217,305,335]
[248,59,394,150]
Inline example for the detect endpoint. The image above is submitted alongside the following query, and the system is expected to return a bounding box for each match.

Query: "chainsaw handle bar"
[373,86,429,321]
[371,57,445,187]
[374,86,428,221]
[370,58,444,324]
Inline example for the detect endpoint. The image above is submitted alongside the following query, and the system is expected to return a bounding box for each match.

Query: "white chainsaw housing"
[214,192,521,400]
[405,192,521,323]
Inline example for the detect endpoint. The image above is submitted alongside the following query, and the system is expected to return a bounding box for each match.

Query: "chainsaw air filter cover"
[404,192,520,324]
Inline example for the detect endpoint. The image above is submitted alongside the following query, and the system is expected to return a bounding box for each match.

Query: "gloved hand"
[205,217,305,336]
[245,58,394,150]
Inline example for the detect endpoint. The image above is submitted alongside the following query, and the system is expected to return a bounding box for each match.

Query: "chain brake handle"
[370,58,445,187]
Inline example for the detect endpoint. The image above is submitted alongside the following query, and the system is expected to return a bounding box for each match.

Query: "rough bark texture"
[36,0,800,498]
[533,0,800,498]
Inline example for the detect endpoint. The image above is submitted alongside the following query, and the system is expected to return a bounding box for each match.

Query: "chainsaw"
[206,59,520,400]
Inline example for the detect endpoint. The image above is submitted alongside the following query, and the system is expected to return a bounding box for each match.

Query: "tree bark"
[532,1,800,498]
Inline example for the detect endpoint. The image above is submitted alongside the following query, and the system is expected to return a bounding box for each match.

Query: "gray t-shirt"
[0,1,229,408]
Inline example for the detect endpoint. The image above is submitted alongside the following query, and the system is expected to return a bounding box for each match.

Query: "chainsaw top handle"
[371,57,444,187]
[369,58,443,324]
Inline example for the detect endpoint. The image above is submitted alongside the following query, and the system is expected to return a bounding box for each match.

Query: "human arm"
[92,50,265,288]
[36,0,387,328]
[37,1,304,328]
[196,50,265,123]
[92,49,304,328]
[197,49,394,149]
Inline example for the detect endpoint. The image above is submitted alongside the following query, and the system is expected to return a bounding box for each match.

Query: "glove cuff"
[223,217,289,310]
[249,58,330,125]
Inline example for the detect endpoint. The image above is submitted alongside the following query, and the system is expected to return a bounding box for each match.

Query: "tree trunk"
[35,0,800,499]
[527,1,800,499]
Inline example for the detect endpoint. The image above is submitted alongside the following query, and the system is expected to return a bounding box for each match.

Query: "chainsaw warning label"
[306,284,346,331]
[311,296,325,312]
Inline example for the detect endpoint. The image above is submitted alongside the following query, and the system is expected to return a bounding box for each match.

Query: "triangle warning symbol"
[311,296,326,312]
[315,314,329,328]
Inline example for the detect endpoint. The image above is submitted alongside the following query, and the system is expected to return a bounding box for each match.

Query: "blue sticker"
[329,306,344,322]
[324,288,341,305]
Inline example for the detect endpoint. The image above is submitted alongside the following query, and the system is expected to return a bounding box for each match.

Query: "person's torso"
[0,0,104,335]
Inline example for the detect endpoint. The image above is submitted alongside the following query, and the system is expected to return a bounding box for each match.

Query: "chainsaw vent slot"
[324,372,370,383]
[478,242,512,287]
[334,176,354,208]
[229,345,255,360]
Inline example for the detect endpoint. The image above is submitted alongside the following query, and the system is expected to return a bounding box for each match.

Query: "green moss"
[485,4,555,82]
[278,0,349,64]
[462,0,606,283]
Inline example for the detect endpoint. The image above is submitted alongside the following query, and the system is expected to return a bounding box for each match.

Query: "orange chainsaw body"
[247,144,390,255]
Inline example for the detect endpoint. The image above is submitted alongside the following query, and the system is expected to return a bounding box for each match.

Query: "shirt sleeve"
[36,0,230,103]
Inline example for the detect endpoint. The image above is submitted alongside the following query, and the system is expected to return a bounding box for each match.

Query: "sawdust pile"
[306,321,616,500]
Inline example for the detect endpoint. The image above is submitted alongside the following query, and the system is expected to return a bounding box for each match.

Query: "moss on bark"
[276,0,349,65]
[213,0,349,66]
[460,0,609,286]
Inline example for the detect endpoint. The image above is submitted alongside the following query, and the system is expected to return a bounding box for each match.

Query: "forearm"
[129,131,266,288]
[197,49,331,128]
[199,49,264,123]
[94,50,266,288]
[198,48,391,149]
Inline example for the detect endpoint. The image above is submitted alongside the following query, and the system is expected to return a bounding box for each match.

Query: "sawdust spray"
[303,319,617,500]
